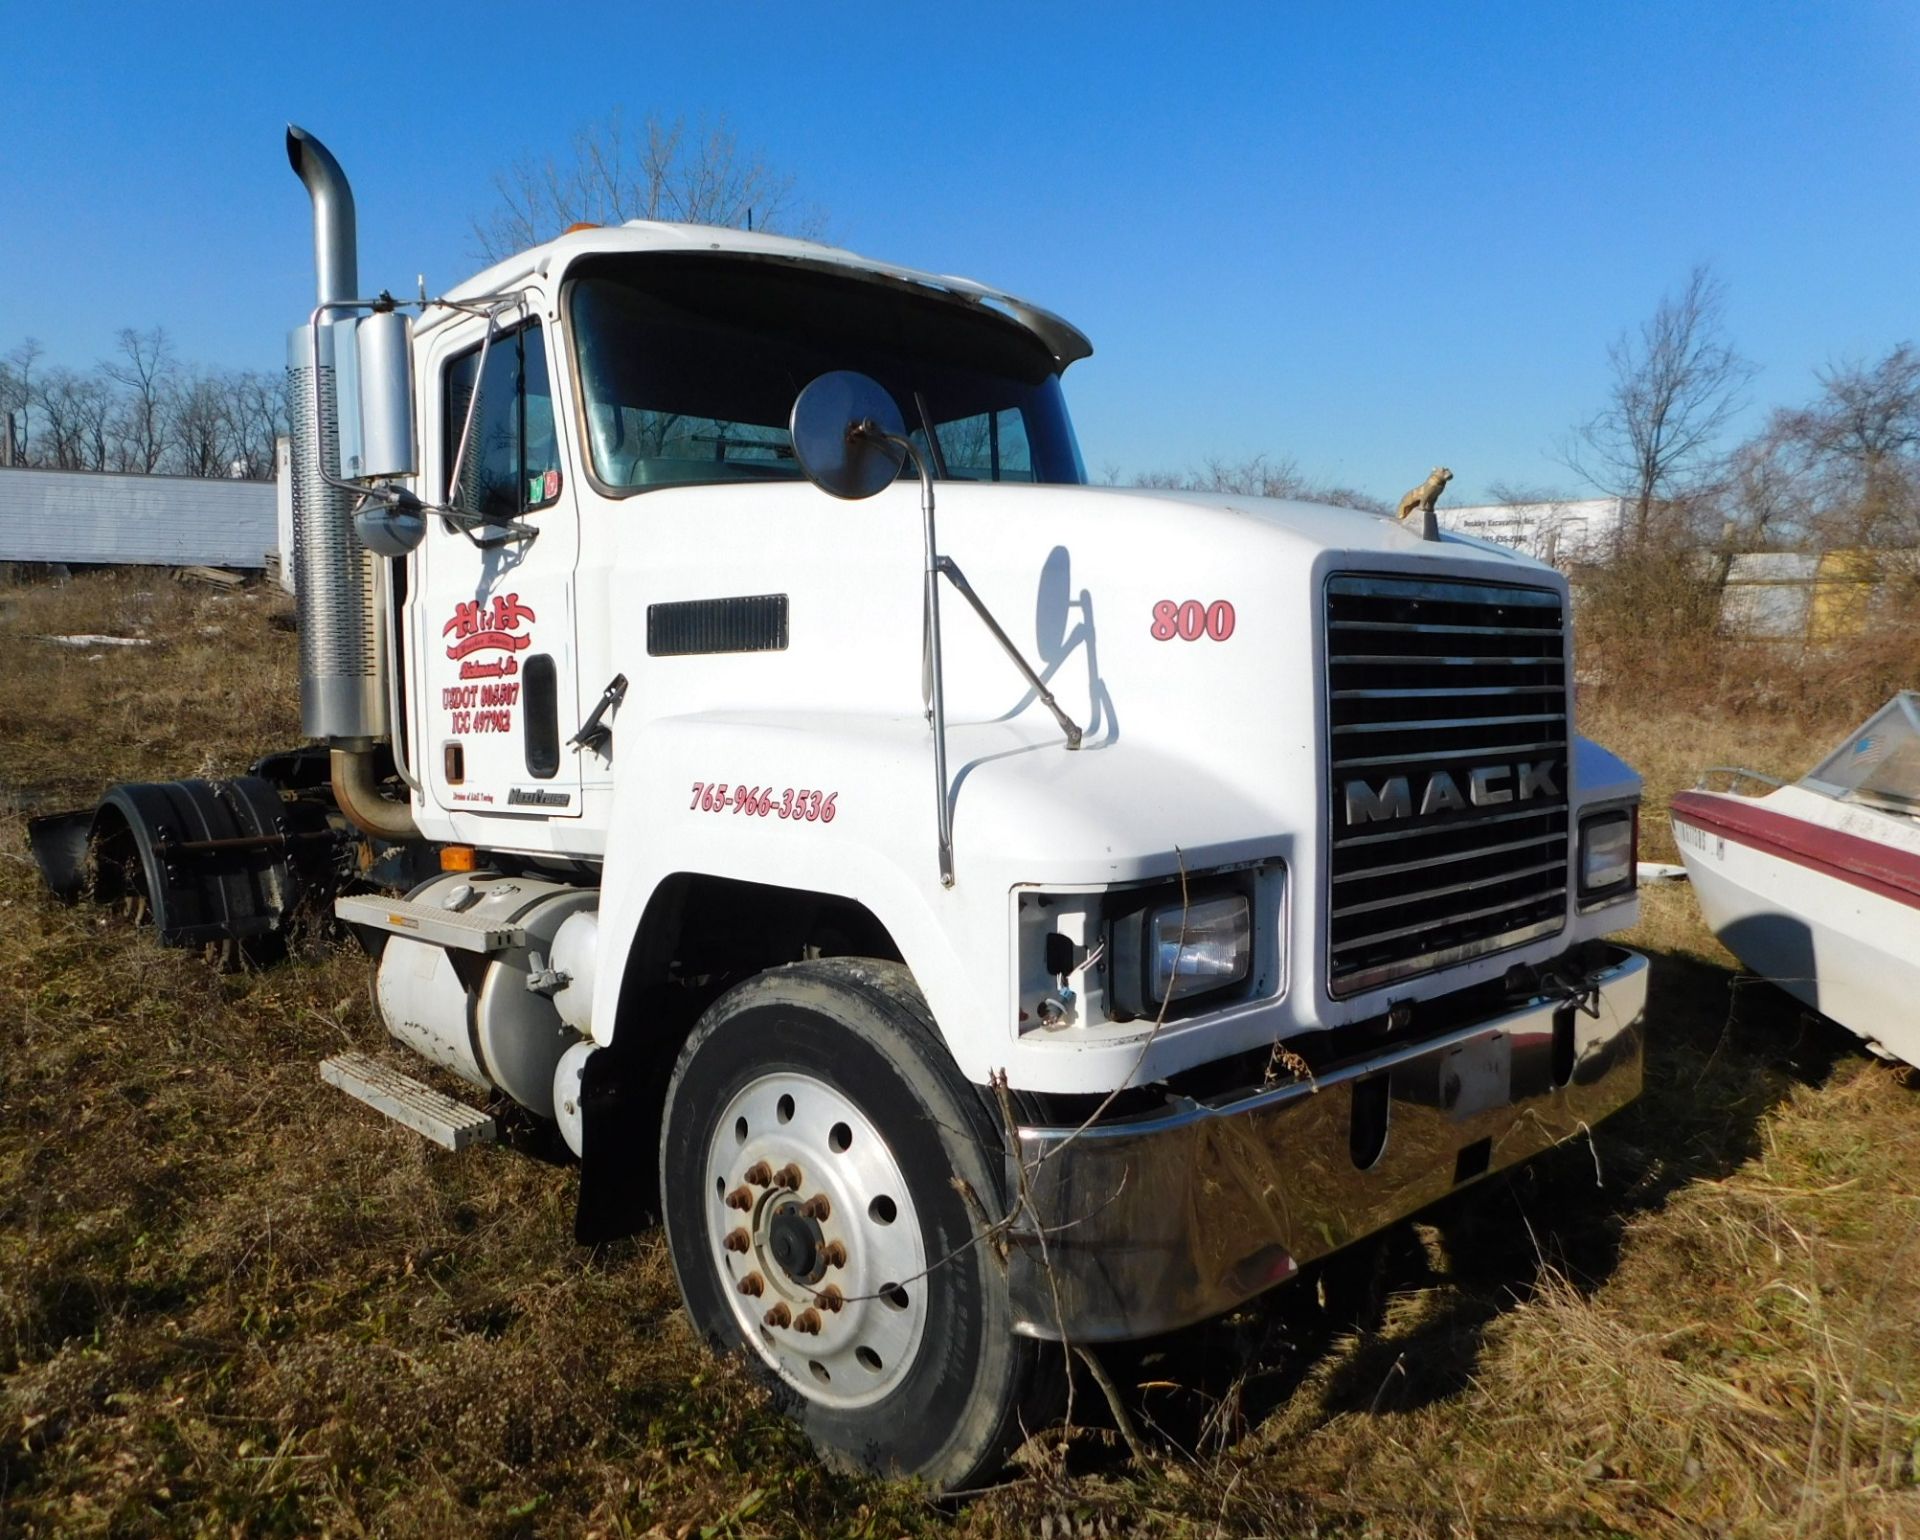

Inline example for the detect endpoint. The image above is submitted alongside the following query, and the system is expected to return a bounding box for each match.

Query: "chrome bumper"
[1007,947,1648,1341]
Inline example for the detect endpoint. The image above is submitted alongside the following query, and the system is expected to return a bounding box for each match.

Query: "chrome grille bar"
[1334,802,1564,849]
[1333,896,1570,954]
[1331,829,1564,882]
[1329,652,1570,667]
[1327,620,1561,636]
[1331,685,1567,700]
[1331,711,1565,735]
[1333,738,1564,770]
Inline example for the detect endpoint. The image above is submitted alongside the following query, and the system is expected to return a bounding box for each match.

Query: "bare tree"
[1813,344,1920,464]
[474,111,822,261]
[1,339,41,465]
[3,333,287,480]
[102,326,177,473]
[1806,345,1920,545]
[1190,452,1313,499]
[222,369,287,479]
[32,367,116,470]
[1314,484,1392,516]
[1483,479,1569,506]
[169,372,233,478]
[1567,265,1756,542]
[1722,409,1821,549]
[1719,343,1920,551]
[1131,452,1388,514]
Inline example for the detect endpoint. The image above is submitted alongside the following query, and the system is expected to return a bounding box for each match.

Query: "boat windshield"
[567,254,1086,494]
[1802,692,1920,816]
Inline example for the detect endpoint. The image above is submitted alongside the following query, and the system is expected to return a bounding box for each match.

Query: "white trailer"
[34,128,1650,1489]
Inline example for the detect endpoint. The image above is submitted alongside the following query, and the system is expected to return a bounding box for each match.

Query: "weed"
[2,571,1917,1536]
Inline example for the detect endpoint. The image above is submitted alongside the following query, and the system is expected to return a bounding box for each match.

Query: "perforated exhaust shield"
[287,322,387,741]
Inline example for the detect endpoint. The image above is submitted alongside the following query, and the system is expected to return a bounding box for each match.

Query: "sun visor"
[720,249,1094,370]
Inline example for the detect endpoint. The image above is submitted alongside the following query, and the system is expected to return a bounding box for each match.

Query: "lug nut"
[799,1194,832,1221]
[773,1162,803,1191]
[724,1185,754,1211]
[723,1227,750,1253]
[793,1307,823,1335]
[738,1272,765,1297]
[822,1240,848,1269]
[743,1161,773,1187]
[815,1284,844,1313]
[763,1302,791,1329]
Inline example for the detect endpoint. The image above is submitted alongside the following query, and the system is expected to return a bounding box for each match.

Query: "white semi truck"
[32,127,1649,1488]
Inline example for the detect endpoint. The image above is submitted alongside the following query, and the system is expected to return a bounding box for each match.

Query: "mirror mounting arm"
[358,483,538,551]
[791,375,1084,891]
[933,555,1083,749]
[853,422,957,887]
[850,420,1084,891]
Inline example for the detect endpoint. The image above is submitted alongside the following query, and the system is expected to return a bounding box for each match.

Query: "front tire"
[659,959,1055,1488]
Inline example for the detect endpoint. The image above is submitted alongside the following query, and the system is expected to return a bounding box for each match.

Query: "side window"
[932,408,1034,483]
[443,324,560,517]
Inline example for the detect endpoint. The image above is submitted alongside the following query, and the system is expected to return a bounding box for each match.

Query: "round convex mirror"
[354,496,427,557]
[789,371,907,500]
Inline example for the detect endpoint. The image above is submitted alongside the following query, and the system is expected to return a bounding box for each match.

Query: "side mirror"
[354,490,427,556]
[354,307,417,481]
[789,371,907,499]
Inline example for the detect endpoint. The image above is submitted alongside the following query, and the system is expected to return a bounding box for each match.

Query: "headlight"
[1110,889,1252,1019]
[1578,809,1637,902]
[1152,896,1252,999]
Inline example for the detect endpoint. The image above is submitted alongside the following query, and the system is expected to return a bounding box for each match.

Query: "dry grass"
[2,570,1918,1537]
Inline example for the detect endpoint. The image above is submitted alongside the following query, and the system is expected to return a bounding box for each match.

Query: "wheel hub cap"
[706,1072,929,1409]
[767,1206,823,1284]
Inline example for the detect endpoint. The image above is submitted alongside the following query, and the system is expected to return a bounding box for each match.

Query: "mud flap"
[575,1040,664,1243]
[27,775,345,953]
[26,811,92,901]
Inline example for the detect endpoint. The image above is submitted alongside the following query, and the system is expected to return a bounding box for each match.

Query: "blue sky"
[2,2,1915,502]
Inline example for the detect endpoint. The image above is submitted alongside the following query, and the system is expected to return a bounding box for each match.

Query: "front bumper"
[1007,946,1648,1341]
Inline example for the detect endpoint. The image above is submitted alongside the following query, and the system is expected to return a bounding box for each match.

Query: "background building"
[1435,498,1627,569]
[0,463,277,570]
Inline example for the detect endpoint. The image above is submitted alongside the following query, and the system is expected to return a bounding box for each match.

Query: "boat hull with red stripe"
[1670,783,1920,1066]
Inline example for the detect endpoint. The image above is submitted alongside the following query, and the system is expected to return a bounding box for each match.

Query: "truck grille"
[1325,574,1569,997]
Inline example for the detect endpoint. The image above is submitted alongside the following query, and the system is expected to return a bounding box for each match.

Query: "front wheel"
[659,959,1056,1488]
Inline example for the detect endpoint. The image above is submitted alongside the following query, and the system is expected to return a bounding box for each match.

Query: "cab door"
[416,314,584,825]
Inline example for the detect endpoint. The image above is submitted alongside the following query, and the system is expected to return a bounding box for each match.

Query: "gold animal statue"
[1397,466,1453,523]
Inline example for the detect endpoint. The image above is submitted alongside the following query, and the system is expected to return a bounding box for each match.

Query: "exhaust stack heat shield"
[285,124,387,743]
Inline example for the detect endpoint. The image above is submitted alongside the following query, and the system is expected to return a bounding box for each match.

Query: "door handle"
[569,674,629,755]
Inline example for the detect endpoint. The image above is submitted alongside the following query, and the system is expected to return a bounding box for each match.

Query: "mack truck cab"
[34,127,1649,1488]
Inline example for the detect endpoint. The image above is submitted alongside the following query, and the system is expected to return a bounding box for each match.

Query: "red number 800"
[1151,599,1235,642]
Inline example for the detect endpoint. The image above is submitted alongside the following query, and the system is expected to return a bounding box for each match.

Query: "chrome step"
[335,892,525,953]
[320,1051,497,1151]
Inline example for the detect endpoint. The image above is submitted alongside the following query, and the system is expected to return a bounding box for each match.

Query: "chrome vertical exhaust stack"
[285,125,388,747]
[287,126,358,308]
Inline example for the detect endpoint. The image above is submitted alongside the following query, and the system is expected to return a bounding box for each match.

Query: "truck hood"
[603,476,1570,875]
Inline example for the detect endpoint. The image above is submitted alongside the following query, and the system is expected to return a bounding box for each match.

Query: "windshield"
[1803,692,1920,816]
[568,255,1086,493]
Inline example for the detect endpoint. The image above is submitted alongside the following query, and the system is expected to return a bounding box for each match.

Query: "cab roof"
[429,220,1093,370]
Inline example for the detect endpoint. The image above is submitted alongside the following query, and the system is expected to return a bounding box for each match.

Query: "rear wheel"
[659,959,1056,1488]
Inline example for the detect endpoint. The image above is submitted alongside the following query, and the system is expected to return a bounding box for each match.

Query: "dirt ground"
[1,570,1916,1537]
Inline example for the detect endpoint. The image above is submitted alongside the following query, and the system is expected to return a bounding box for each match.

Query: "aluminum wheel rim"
[704,1071,929,1409]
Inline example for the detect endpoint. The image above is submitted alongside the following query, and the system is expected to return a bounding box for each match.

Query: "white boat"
[1670,692,1920,1067]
